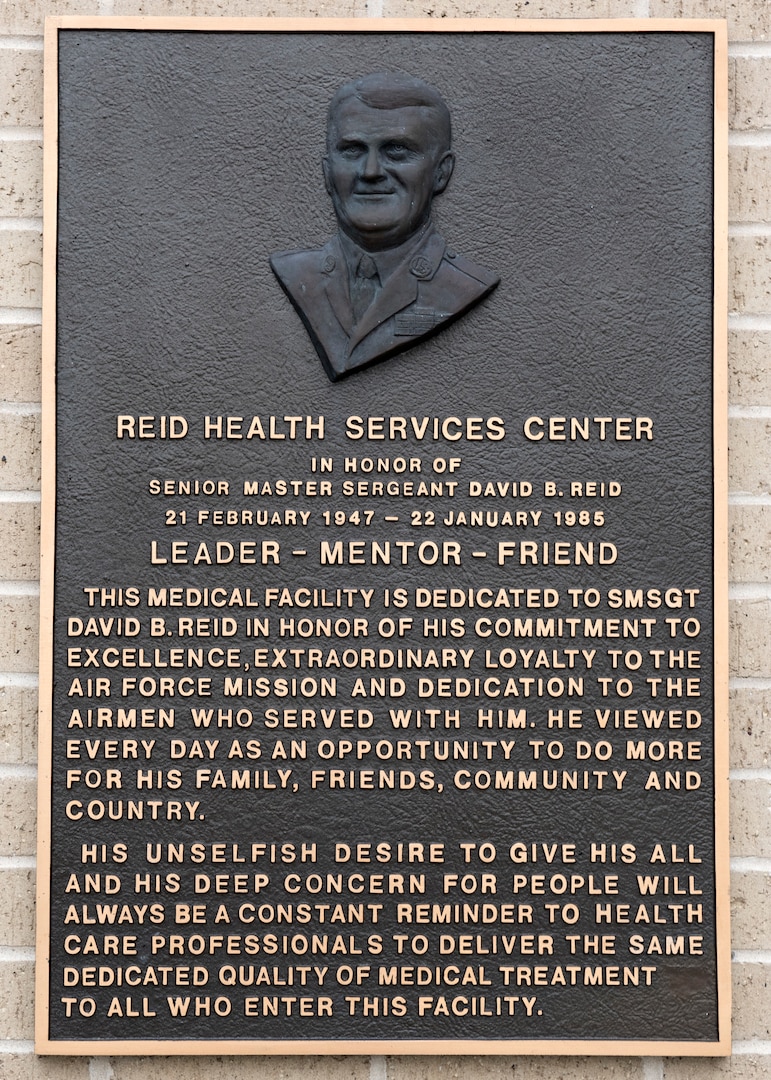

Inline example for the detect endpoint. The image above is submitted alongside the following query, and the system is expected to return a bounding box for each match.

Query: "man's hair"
[327,73,452,152]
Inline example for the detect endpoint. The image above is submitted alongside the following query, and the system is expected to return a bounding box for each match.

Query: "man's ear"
[433,151,455,195]
[322,156,332,196]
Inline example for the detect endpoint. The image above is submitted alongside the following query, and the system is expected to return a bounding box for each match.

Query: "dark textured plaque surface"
[40,24,727,1052]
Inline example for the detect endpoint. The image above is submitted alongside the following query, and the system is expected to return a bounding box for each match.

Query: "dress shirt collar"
[337,224,433,284]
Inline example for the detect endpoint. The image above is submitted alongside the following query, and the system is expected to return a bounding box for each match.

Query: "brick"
[0,777,36,857]
[384,1059,515,1080]
[729,329,771,404]
[731,57,771,130]
[376,0,636,16]
[729,504,771,582]
[0,140,43,219]
[730,778,771,858]
[731,870,771,950]
[730,234,771,315]
[649,0,771,41]
[731,962,771,1042]
[729,686,771,770]
[0,595,39,672]
[0,231,43,310]
[109,1057,370,1080]
[0,325,42,404]
[386,1057,642,1080]
[0,501,40,580]
[0,683,38,764]
[0,959,33,1040]
[0,868,35,946]
[729,417,771,496]
[0,1056,88,1080]
[0,50,43,129]
[730,598,771,677]
[730,146,771,224]
[0,414,41,490]
[667,1055,771,1078]
[112,0,354,14]
[0,1,99,37]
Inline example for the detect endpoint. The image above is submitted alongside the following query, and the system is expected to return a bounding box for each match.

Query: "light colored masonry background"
[0,0,768,1076]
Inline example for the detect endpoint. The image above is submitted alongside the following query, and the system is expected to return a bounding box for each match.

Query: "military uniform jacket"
[270,230,499,382]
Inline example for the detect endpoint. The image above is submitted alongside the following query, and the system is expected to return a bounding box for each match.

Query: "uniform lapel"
[347,232,446,354]
[321,236,354,337]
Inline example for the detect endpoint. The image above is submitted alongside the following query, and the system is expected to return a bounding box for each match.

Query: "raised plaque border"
[36,17,730,1056]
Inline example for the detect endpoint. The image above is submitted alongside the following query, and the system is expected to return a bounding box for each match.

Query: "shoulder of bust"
[442,249,500,290]
[270,247,318,277]
[270,239,339,281]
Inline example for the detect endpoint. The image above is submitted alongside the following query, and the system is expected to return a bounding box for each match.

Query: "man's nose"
[360,146,386,180]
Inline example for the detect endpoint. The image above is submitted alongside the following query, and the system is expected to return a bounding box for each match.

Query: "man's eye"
[385,144,410,159]
[338,145,363,158]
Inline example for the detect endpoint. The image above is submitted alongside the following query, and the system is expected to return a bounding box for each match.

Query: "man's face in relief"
[323,96,454,252]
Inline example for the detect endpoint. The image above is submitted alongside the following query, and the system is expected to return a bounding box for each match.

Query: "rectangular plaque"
[37,18,730,1054]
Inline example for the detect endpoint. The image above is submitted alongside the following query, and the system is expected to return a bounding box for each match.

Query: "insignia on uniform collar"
[409,254,434,279]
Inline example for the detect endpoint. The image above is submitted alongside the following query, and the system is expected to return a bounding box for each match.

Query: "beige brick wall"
[1,5,769,1078]
[0,327,42,402]
[0,141,43,218]
[0,231,43,309]
[650,0,771,41]
[729,329,771,403]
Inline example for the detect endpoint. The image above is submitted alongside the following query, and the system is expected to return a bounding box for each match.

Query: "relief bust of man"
[270,72,500,382]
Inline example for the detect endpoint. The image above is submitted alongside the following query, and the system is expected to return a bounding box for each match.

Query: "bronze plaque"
[37,19,730,1054]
